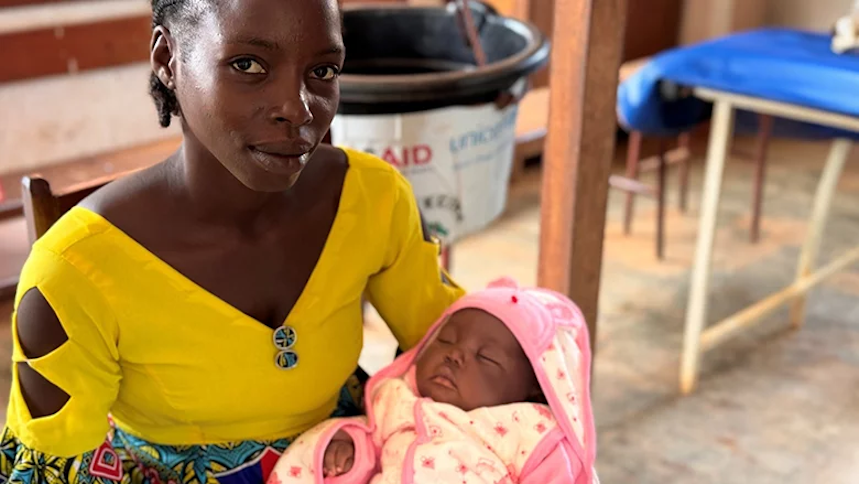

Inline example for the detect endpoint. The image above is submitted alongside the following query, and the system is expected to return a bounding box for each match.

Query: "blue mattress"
[617,29,859,139]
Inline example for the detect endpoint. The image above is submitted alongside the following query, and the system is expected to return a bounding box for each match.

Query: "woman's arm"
[365,173,465,351]
[2,246,122,482]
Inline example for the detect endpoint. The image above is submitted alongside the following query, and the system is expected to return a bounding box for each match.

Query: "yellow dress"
[1,148,464,483]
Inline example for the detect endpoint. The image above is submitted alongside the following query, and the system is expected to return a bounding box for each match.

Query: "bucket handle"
[448,0,489,66]
[446,0,498,29]
[447,1,530,110]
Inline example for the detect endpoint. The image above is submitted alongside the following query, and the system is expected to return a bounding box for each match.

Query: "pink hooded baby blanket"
[268,277,597,484]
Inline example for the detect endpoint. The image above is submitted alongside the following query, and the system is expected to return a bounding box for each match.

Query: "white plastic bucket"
[332,101,519,243]
[335,3,548,243]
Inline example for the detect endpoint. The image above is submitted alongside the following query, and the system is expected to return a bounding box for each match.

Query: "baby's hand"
[323,430,355,477]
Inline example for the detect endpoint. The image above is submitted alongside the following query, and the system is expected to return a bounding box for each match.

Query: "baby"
[268,278,597,484]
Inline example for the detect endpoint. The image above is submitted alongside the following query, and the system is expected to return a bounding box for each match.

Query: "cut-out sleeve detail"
[15,288,72,419]
[366,172,465,350]
[7,246,121,458]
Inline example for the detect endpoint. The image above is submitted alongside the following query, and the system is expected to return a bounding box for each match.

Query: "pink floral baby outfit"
[268,278,598,484]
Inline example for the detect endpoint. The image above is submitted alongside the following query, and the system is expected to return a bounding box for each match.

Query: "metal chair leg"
[750,115,773,243]
[656,140,668,259]
[677,133,691,212]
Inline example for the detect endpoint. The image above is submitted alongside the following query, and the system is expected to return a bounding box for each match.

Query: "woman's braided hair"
[148,0,342,127]
[149,0,204,127]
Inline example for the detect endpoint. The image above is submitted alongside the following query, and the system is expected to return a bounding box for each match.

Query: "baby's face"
[415,309,539,411]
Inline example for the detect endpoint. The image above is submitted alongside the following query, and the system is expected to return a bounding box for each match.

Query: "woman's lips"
[251,139,314,157]
[248,147,308,176]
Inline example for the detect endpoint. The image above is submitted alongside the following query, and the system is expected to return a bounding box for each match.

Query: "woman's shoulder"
[339,146,416,206]
[33,206,114,259]
[76,161,175,243]
[340,146,392,171]
[341,147,408,186]
[19,207,127,298]
[25,165,165,286]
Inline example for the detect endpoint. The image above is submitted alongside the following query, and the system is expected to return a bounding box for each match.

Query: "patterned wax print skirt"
[0,372,366,484]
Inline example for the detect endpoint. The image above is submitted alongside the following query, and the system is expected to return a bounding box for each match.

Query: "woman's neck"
[169,130,290,230]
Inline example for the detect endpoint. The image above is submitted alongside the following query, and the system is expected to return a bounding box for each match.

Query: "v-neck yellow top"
[7,148,464,458]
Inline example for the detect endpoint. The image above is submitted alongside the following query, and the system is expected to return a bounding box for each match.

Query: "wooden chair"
[616,113,774,259]
[609,58,774,259]
[512,58,775,260]
[21,170,137,244]
[607,57,693,259]
[17,138,182,244]
[2,172,129,300]
[512,81,692,260]
[609,132,691,259]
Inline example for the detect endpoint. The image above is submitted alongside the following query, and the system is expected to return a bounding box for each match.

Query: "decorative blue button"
[275,350,299,370]
[273,326,297,350]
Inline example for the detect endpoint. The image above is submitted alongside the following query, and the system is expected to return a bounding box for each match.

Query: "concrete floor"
[2,136,858,482]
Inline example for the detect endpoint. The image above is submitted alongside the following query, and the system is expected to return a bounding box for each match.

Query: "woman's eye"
[312,66,339,80]
[231,59,266,74]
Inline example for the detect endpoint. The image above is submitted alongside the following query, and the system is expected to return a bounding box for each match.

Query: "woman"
[0,0,463,482]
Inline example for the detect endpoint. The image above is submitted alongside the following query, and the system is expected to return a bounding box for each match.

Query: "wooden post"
[537,0,627,350]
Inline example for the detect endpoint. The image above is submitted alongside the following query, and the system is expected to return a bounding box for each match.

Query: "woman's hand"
[323,430,355,477]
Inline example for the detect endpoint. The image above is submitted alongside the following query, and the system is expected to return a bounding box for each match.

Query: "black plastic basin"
[338,2,550,115]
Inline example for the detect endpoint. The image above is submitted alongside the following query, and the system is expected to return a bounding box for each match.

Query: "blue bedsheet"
[617,29,859,139]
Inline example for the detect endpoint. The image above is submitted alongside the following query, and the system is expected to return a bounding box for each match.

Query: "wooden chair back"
[21,171,127,244]
[18,137,182,244]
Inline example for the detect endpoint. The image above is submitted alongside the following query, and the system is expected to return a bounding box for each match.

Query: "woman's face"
[160,0,344,192]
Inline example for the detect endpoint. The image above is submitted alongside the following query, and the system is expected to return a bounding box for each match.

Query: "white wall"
[0,64,179,176]
[6,0,849,177]
[679,0,768,45]
[679,0,852,45]
[0,0,147,34]
[766,0,854,31]
[0,1,177,176]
